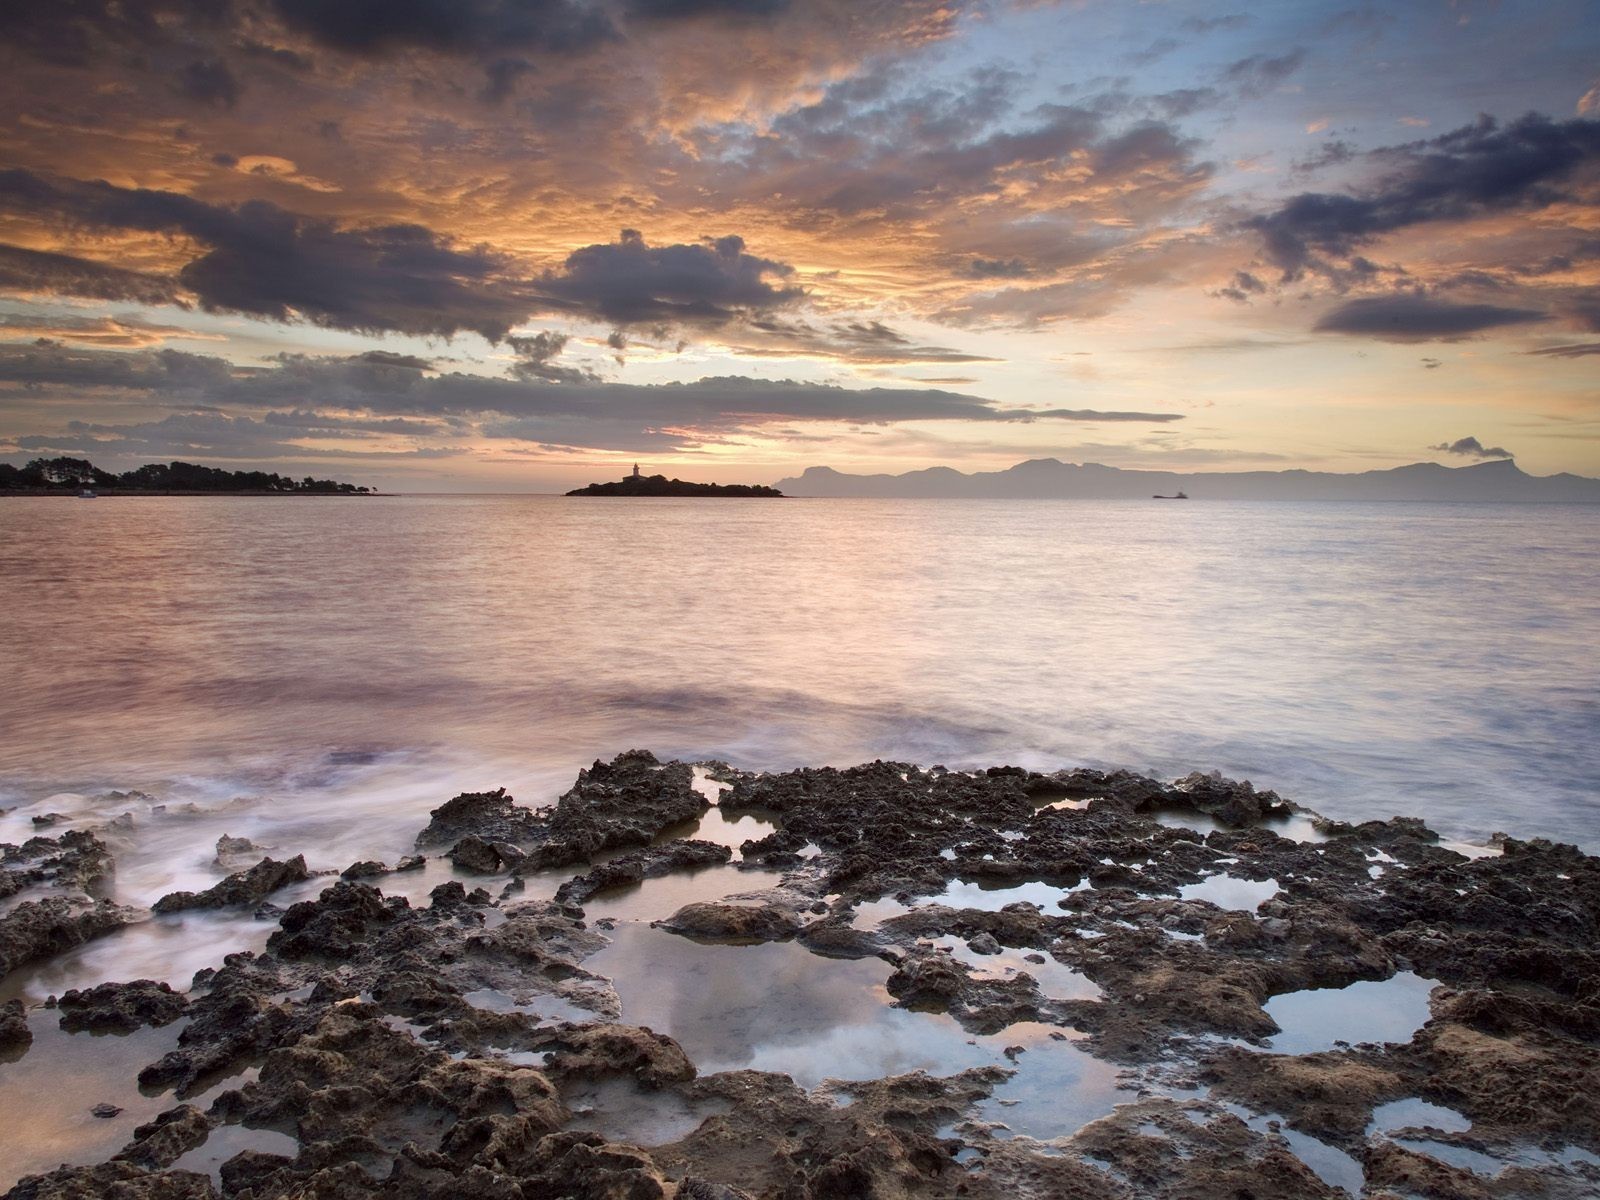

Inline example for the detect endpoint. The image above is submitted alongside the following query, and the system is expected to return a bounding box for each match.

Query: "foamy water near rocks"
[1,752,1597,1199]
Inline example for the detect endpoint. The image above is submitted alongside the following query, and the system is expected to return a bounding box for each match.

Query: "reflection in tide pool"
[924,935,1101,1002]
[580,864,787,924]
[851,877,1079,928]
[0,1011,184,1188]
[1177,874,1281,911]
[1221,1101,1365,1196]
[1263,971,1438,1054]
[586,924,990,1086]
[171,1124,299,1186]
[0,1010,258,1190]
[962,1023,1129,1143]
[586,920,1135,1143]
[1367,1097,1470,1136]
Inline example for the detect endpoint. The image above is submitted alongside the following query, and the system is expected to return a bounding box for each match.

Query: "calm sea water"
[2,496,1597,900]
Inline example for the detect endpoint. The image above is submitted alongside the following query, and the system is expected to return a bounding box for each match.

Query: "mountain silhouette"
[773,457,1600,502]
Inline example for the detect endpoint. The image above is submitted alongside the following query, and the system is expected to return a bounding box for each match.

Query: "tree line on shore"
[1,456,372,494]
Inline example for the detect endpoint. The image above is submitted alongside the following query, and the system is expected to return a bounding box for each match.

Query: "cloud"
[15,409,467,462]
[536,229,802,326]
[506,330,597,383]
[1224,48,1307,97]
[0,313,216,347]
[1245,114,1600,280]
[1525,341,1600,358]
[1430,436,1513,459]
[1312,295,1547,341]
[176,58,239,107]
[0,170,537,340]
[0,244,184,308]
[734,317,997,364]
[0,0,231,70]
[0,342,1186,455]
[1213,270,1266,303]
[265,0,617,58]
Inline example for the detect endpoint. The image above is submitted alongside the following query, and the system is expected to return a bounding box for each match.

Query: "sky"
[0,0,1597,492]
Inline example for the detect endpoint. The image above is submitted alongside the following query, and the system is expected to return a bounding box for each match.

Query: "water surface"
[2,496,1596,895]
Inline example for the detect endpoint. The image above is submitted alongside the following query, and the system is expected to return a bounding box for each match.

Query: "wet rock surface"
[3,753,1597,1199]
[0,896,135,978]
[152,855,311,914]
[55,980,190,1034]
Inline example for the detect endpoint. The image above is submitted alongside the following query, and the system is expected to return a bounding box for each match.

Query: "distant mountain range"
[773,457,1600,502]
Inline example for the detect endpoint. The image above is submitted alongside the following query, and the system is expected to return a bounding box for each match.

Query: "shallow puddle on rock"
[170,1123,299,1184]
[0,1010,185,1189]
[1392,1136,1600,1176]
[924,936,1102,1002]
[461,987,598,1025]
[964,1024,1130,1143]
[852,878,1072,929]
[650,807,781,856]
[588,924,1008,1086]
[586,925,1128,1146]
[1262,971,1437,1054]
[1367,1097,1470,1136]
[581,864,788,924]
[1177,874,1280,911]
[1222,1101,1364,1195]
[563,1076,730,1147]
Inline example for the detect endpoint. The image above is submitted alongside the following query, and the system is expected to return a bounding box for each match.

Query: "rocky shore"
[2,751,1597,1199]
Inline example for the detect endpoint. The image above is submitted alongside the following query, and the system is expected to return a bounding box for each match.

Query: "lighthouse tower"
[631,463,642,479]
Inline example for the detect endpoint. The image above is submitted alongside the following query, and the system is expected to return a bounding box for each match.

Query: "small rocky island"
[567,464,783,497]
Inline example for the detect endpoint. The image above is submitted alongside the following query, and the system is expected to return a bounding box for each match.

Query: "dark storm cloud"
[536,230,803,325]
[1313,295,1547,341]
[0,0,231,69]
[265,0,616,57]
[0,245,185,308]
[1247,114,1600,280]
[1430,436,1513,460]
[0,173,838,344]
[0,341,236,390]
[625,0,788,18]
[176,58,240,107]
[0,170,536,340]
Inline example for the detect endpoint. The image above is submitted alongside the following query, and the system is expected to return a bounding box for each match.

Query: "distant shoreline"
[0,488,380,498]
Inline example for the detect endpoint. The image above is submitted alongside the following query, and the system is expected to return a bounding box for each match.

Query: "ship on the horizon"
[1153,491,1188,500]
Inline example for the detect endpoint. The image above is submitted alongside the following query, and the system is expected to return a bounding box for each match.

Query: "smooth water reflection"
[1263,972,1437,1054]
[1,496,1595,854]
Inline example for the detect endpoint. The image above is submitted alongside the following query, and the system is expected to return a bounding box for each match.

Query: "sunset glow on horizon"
[2,0,1597,491]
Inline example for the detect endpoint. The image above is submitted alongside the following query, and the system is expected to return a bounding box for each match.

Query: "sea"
[2,495,1597,909]
[3,493,1599,1186]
